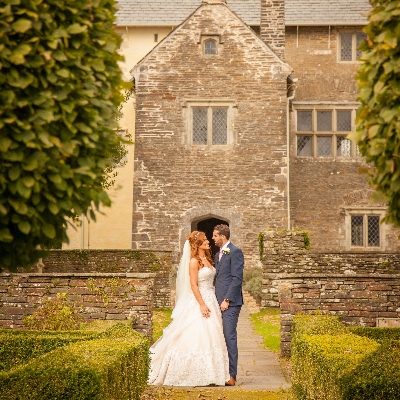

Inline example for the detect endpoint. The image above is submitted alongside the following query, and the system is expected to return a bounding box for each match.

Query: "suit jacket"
[214,242,244,306]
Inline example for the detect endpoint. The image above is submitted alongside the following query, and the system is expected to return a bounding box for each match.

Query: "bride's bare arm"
[189,258,210,318]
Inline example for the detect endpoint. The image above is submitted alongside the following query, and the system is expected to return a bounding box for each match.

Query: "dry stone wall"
[0,272,155,339]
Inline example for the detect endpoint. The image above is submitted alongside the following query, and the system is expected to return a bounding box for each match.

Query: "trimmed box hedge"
[291,314,400,400]
[0,324,149,400]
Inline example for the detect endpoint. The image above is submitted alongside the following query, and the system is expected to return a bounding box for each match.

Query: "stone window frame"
[337,31,367,63]
[197,34,224,56]
[183,100,237,149]
[293,103,361,159]
[342,207,388,251]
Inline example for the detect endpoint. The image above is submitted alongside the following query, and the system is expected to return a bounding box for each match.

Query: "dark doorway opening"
[193,218,229,258]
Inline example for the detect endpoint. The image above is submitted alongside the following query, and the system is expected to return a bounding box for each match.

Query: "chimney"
[260,0,285,60]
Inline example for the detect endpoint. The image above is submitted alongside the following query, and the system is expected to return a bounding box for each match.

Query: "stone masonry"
[260,230,400,356]
[0,272,155,339]
[261,0,285,60]
[132,0,291,265]
[35,249,173,308]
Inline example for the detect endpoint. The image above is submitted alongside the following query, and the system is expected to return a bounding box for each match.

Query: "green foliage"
[258,232,265,261]
[291,314,400,400]
[294,227,310,250]
[23,292,84,330]
[353,0,400,226]
[0,0,126,270]
[340,340,400,400]
[349,326,400,342]
[243,266,263,303]
[0,330,95,372]
[0,323,150,400]
[250,308,280,352]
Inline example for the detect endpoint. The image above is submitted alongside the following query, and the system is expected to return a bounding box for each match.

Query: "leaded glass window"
[350,214,381,247]
[341,33,353,61]
[337,111,352,131]
[368,216,380,246]
[297,111,312,131]
[190,104,230,147]
[193,108,208,145]
[356,33,367,59]
[297,136,312,156]
[337,137,351,157]
[212,108,227,145]
[204,40,217,55]
[351,216,363,246]
[317,111,332,131]
[317,136,332,156]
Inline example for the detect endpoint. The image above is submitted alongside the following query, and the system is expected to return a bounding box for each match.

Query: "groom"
[213,224,244,387]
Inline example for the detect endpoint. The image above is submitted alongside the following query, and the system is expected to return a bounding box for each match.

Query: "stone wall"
[260,230,400,355]
[131,1,291,266]
[36,249,173,308]
[279,274,400,356]
[0,272,155,339]
[261,0,285,59]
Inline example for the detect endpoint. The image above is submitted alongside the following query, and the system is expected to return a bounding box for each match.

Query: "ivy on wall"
[0,0,126,270]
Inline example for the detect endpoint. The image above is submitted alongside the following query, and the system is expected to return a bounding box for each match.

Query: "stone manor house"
[65,0,400,265]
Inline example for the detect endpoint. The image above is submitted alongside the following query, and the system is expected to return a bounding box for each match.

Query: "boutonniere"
[222,248,230,255]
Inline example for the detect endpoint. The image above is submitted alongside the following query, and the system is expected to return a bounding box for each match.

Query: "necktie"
[219,249,223,261]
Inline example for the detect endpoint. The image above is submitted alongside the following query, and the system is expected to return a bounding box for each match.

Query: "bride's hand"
[200,304,210,318]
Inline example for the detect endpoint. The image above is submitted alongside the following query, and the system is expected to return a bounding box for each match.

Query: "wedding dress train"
[149,266,230,386]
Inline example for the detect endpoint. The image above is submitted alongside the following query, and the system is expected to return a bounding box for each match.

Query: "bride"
[148,231,230,386]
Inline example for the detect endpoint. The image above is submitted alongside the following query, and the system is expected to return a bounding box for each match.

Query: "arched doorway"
[193,218,229,257]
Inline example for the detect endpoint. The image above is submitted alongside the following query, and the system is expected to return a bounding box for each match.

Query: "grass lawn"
[250,307,281,352]
[152,308,172,343]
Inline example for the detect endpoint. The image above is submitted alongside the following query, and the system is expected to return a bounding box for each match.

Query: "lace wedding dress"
[149,266,230,386]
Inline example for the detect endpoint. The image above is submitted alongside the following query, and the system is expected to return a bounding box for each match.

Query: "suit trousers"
[221,305,242,379]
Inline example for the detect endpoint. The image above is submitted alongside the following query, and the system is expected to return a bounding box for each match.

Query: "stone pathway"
[234,303,291,390]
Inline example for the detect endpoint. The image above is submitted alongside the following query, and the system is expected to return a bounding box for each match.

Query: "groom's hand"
[220,300,229,311]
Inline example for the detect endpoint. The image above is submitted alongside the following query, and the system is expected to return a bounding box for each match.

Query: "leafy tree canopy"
[0,0,127,270]
[352,0,400,226]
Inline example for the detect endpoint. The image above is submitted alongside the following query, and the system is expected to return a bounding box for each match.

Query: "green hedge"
[0,330,96,371]
[0,324,149,400]
[340,340,400,400]
[291,314,400,400]
[349,326,400,342]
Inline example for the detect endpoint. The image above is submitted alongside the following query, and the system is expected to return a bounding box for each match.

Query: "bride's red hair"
[188,231,214,267]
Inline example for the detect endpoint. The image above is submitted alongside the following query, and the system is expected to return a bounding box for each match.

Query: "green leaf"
[42,223,56,239]
[0,137,12,152]
[0,228,13,243]
[8,199,28,215]
[8,166,21,181]
[18,220,31,234]
[48,203,59,215]
[67,24,87,35]
[11,19,32,33]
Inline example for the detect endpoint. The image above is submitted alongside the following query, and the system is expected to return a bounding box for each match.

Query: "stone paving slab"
[235,305,291,390]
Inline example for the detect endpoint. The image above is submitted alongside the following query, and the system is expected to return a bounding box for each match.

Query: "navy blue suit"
[214,242,244,379]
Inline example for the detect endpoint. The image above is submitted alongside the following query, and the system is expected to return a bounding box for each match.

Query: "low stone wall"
[260,230,400,356]
[279,274,400,356]
[0,272,155,339]
[35,249,173,308]
[261,230,400,307]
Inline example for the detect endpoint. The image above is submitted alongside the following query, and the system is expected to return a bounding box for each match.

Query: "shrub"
[340,340,400,400]
[0,323,150,400]
[349,326,400,343]
[23,292,84,331]
[243,266,262,303]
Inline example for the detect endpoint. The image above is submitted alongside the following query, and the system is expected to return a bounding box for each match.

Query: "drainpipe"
[81,213,85,249]
[286,77,298,230]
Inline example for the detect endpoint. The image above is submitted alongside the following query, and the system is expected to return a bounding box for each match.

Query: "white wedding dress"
[149,265,230,386]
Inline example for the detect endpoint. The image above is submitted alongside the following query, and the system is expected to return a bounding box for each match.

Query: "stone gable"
[132,1,292,265]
